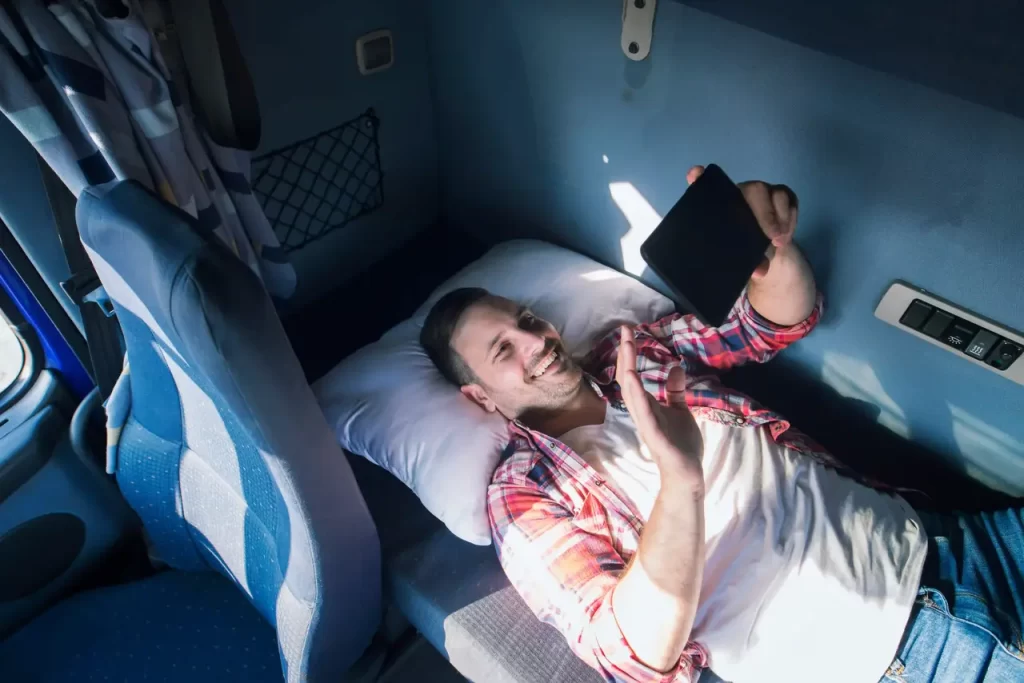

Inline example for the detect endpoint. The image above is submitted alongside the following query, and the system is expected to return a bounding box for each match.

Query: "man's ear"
[461,384,497,413]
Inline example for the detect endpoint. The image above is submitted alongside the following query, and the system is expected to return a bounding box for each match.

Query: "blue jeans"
[881,507,1024,682]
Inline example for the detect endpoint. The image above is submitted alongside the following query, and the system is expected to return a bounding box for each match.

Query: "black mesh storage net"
[251,109,383,252]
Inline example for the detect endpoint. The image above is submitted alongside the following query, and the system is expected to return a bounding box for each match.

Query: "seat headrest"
[75,180,262,362]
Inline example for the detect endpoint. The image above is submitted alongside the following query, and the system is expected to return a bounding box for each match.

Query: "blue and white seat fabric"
[76,180,382,682]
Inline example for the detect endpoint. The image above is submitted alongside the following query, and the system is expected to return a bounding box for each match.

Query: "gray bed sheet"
[346,453,602,683]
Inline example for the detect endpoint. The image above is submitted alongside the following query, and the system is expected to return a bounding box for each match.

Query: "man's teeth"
[532,351,557,378]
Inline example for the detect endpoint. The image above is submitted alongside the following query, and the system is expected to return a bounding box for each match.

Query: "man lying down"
[419,166,1024,683]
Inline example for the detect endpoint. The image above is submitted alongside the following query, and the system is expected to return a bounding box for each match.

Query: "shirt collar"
[507,378,643,527]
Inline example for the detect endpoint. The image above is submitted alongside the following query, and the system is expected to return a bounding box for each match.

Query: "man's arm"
[488,478,705,683]
[612,326,708,672]
[612,470,706,671]
[582,284,822,377]
[638,285,822,371]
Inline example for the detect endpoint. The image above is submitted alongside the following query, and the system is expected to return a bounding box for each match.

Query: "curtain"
[0,0,296,299]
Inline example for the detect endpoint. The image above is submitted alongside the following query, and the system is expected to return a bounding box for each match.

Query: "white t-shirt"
[559,405,927,683]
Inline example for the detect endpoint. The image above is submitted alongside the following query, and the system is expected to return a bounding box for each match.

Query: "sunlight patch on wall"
[609,181,661,277]
[821,351,909,438]
[949,405,1024,497]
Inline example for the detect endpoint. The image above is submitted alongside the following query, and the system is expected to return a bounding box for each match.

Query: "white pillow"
[314,240,674,545]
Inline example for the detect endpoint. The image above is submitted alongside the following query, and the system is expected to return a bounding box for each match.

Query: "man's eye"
[496,342,512,359]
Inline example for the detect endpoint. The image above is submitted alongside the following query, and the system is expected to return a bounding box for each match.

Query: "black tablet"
[640,165,769,327]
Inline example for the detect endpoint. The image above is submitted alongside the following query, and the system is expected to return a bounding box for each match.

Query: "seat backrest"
[76,181,381,682]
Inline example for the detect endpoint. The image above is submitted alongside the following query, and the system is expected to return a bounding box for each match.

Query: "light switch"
[921,310,954,339]
[899,299,933,330]
[941,319,980,352]
[875,281,1024,387]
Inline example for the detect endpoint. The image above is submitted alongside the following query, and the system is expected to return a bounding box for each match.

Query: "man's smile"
[530,347,563,379]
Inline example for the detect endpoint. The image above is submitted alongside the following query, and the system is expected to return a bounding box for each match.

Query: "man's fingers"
[750,256,771,280]
[770,186,790,235]
[616,327,627,385]
[740,181,783,242]
[770,184,797,245]
[665,365,689,408]
[686,165,706,186]
[617,326,637,383]
[617,326,640,401]
[617,326,658,424]
[622,365,654,425]
[749,243,777,280]
[773,183,799,211]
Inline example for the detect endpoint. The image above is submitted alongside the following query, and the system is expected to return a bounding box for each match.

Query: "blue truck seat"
[1,571,281,683]
[64,180,380,681]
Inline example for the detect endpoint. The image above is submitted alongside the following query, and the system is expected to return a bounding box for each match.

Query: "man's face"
[451,296,584,418]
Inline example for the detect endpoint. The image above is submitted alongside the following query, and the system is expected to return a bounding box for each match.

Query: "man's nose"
[513,328,546,359]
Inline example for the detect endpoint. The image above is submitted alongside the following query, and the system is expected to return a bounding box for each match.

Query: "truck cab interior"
[0,1,1021,682]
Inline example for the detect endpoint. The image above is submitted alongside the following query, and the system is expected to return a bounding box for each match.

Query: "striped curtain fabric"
[0,0,296,299]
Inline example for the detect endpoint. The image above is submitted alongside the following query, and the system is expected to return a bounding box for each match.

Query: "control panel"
[875,281,1024,387]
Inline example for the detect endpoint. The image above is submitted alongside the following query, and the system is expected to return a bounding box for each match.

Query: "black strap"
[140,0,262,150]
[38,161,124,398]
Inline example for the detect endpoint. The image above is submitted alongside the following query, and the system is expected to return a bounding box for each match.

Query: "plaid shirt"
[487,290,882,683]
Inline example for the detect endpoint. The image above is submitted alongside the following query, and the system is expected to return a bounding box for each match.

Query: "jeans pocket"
[920,585,1024,665]
[954,590,1024,660]
[918,587,950,615]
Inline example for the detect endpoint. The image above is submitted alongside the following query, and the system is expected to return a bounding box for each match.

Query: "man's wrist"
[746,243,817,327]
[659,462,706,498]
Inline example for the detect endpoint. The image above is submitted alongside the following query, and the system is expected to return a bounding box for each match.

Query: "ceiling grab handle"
[622,0,657,61]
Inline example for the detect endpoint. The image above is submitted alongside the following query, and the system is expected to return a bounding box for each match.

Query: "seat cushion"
[0,570,281,683]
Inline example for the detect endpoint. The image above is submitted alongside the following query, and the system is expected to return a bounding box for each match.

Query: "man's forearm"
[747,242,817,326]
[611,471,706,672]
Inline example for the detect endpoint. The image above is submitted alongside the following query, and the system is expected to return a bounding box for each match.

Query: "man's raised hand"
[616,326,704,483]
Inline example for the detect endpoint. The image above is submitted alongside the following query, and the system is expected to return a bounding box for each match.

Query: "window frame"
[0,281,43,415]
[0,213,92,407]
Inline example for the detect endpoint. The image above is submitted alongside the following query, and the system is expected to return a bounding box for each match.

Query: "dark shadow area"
[676,0,1024,121]
[282,222,488,383]
[344,451,442,563]
[726,358,1022,512]
[796,221,838,325]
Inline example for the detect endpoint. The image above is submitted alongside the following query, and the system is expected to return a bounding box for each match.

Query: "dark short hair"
[420,287,491,386]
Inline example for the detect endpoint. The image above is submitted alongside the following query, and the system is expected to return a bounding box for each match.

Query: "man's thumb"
[665,364,688,407]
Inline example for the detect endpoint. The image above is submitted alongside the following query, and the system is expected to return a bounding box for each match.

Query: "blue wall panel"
[424,0,1024,496]
[225,0,440,309]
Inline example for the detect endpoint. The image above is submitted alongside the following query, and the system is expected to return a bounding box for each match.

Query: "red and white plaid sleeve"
[488,475,705,682]
[641,289,824,370]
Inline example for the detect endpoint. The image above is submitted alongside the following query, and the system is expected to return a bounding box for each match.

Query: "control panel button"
[921,309,955,339]
[899,299,933,330]
[942,320,980,351]
[987,339,1023,371]
[875,282,1024,387]
[964,329,1001,360]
